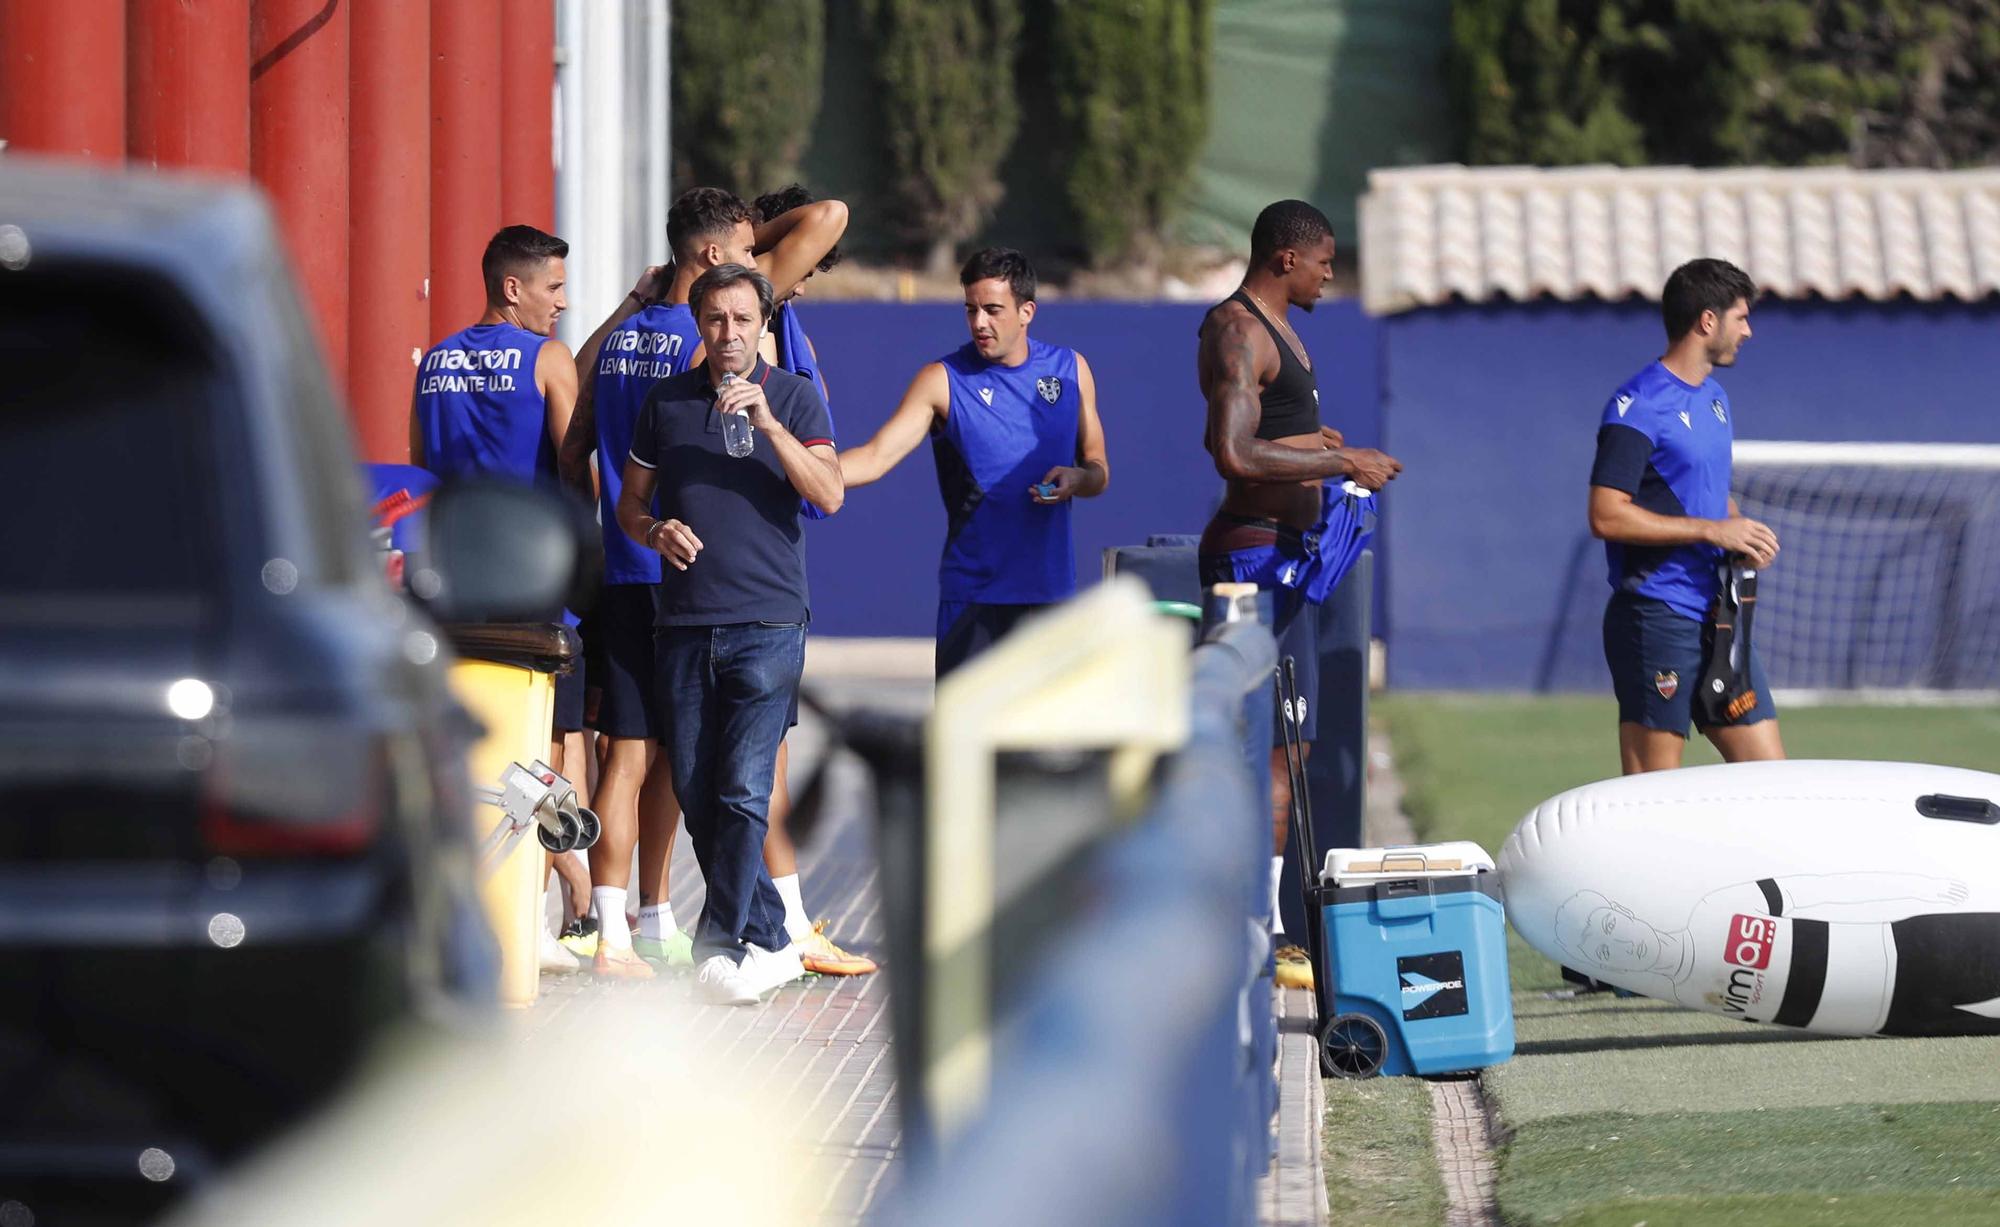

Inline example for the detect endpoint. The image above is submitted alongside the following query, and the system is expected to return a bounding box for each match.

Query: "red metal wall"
[0,0,556,464]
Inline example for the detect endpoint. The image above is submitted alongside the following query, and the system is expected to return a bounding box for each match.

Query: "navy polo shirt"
[627,358,835,627]
[1589,360,1734,620]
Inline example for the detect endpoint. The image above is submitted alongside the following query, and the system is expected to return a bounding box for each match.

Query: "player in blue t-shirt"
[1588,258,1786,775]
[838,248,1111,676]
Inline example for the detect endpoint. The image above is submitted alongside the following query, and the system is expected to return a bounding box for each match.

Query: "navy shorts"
[1603,592,1776,735]
[552,653,587,734]
[936,601,1053,677]
[1198,550,1320,747]
[587,583,661,740]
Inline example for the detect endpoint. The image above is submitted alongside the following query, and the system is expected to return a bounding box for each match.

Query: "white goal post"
[1730,441,2000,706]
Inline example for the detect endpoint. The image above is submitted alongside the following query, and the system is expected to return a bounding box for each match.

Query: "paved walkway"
[528,686,1329,1225]
[527,707,899,1223]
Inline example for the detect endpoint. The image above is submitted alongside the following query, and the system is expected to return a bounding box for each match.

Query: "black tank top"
[1210,288,1320,440]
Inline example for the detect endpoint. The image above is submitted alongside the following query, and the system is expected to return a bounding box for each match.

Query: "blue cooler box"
[1313,842,1514,1078]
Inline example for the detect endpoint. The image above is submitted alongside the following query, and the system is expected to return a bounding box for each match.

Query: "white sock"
[593,887,631,949]
[1270,856,1287,938]
[773,873,812,943]
[638,902,676,941]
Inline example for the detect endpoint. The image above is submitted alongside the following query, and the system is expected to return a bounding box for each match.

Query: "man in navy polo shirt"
[1589,257,1786,775]
[557,187,852,976]
[614,263,842,1006]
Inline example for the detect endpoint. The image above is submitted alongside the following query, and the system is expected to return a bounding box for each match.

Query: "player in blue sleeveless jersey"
[1589,258,1785,775]
[552,187,852,975]
[839,248,1111,676]
[1197,200,1403,986]
[411,225,593,973]
[410,224,585,762]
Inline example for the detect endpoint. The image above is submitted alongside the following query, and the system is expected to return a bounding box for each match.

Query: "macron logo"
[978,388,994,406]
[1615,393,1633,418]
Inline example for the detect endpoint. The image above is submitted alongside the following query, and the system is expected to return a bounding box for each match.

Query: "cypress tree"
[858,0,1023,271]
[671,0,825,195]
[1047,0,1214,267]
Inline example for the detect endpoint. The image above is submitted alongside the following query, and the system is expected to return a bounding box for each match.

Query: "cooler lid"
[1322,841,1495,885]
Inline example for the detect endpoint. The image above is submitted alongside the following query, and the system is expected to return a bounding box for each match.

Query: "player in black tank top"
[1214,288,1321,440]
[1195,200,1404,976]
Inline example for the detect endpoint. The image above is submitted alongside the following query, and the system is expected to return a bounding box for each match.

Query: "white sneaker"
[695,954,760,1006]
[744,941,807,995]
[540,927,580,974]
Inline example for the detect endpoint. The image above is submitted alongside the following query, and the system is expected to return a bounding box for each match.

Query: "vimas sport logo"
[1397,951,1469,1021]
[1725,913,1775,969]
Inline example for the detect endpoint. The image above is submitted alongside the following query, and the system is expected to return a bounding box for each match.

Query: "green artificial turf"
[1370,694,2000,1227]
[1319,1075,1448,1227]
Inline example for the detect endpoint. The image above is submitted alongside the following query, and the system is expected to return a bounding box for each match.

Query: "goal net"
[1731,442,2000,703]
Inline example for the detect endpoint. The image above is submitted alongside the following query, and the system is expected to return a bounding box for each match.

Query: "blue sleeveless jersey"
[414,322,553,487]
[933,338,1080,604]
[593,303,699,584]
[773,301,837,522]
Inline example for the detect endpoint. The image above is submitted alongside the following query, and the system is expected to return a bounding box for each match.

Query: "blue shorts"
[552,653,587,734]
[586,583,660,739]
[1198,546,1320,746]
[936,601,1054,677]
[1603,592,1776,735]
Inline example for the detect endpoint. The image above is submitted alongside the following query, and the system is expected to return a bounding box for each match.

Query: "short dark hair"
[688,263,775,323]
[1661,258,1758,341]
[959,247,1036,305]
[1249,200,1333,263]
[667,187,753,262]
[481,225,567,303]
[754,183,841,274]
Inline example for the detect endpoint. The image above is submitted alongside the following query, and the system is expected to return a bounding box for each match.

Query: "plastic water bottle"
[720,372,755,458]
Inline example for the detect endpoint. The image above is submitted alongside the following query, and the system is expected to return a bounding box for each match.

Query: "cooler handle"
[1374,877,1437,920]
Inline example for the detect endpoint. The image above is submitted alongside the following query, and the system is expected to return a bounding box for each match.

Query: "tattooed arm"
[1199,309,1402,489]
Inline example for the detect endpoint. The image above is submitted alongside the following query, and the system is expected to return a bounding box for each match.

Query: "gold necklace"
[1246,288,1310,369]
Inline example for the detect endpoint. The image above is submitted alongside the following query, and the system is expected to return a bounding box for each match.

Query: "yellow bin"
[444,623,578,1009]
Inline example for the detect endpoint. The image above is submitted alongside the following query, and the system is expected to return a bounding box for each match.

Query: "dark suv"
[0,161,555,1224]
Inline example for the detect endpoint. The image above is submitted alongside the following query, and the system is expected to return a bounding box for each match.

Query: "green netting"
[1173,0,1458,249]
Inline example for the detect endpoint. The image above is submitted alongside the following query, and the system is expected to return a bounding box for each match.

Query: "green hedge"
[1450,0,2000,167]
[671,1,825,195]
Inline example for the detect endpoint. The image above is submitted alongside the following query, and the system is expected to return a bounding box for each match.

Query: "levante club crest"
[1036,376,1063,404]
[1655,670,1680,700]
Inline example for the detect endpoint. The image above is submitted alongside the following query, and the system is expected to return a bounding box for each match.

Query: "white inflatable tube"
[1499,760,2000,1037]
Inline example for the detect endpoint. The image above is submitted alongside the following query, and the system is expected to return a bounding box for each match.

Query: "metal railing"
[851,581,1280,1226]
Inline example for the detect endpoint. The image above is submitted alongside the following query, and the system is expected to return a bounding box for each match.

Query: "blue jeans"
[655,621,805,963]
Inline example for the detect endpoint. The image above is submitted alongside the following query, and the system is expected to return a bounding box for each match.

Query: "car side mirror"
[412,480,592,623]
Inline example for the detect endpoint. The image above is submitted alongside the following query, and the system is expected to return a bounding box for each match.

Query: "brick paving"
[529,737,899,1224]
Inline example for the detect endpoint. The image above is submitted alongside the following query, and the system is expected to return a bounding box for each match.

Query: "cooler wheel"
[1319,1013,1388,1079]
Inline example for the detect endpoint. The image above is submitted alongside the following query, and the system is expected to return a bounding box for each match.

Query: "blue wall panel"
[796,299,1381,637]
[1381,299,2000,690]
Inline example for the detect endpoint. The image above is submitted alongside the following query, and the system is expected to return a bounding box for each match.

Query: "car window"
[263,249,371,590]
[0,268,220,609]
